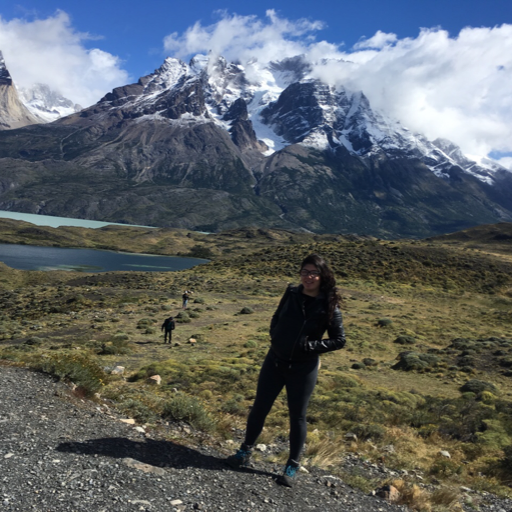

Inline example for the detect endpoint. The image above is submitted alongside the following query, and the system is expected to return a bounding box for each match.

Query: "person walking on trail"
[182,290,192,309]
[161,316,175,344]
[226,254,346,487]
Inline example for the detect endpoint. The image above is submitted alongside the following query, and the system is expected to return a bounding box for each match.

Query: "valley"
[1,219,512,510]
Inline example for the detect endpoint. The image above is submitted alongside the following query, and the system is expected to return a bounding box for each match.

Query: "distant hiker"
[161,316,175,344]
[182,290,192,309]
[226,254,346,487]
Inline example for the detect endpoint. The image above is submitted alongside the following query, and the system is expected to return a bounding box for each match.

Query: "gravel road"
[1,364,511,512]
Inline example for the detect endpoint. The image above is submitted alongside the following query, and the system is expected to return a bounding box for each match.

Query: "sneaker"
[276,460,299,487]
[226,444,252,469]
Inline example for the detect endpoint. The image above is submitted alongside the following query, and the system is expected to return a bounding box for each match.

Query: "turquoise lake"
[0,211,205,272]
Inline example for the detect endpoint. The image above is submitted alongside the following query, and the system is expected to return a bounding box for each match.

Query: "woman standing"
[227,254,346,487]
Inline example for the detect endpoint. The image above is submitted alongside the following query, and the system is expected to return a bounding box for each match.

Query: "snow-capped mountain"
[0,51,39,130]
[95,53,504,185]
[18,84,82,123]
[0,52,511,238]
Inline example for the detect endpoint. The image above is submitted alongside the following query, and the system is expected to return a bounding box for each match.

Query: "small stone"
[120,419,136,425]
[147,375,162,385]
[255,444,267,452]
[111,366,125,375]
[439,450,451,458]
[4,453,14,459]
[344,432,358,442]
[188,338,196,344]
[134,426,145,433]
[375,484,400,502]
[170,499,183,506]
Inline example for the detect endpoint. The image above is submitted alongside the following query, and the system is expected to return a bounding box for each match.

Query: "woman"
[227,254,346,487]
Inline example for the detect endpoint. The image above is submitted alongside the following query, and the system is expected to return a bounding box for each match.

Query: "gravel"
[1,365,512,511]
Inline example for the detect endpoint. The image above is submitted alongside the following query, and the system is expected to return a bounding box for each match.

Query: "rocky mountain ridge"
[0,51,39,130]
[0,53,511,237]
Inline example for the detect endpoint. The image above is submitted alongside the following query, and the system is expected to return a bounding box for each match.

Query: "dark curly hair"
[300,253,341,320]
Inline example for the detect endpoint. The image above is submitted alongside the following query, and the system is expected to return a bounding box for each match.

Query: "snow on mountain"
[18,84,82,123]
[101,53,508,185]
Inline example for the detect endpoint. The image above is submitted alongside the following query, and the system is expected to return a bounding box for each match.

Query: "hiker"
[226,254,346,487]
[161,316,175,344]
[182,290,192,309]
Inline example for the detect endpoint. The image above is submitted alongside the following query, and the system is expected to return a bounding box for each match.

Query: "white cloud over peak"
[164,13,512,161]
[0,10,129,107]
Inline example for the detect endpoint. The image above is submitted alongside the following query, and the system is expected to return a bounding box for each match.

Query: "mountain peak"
[0,51,13,86]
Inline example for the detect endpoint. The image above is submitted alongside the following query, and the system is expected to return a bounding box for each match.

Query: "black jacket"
[269,284,345,362]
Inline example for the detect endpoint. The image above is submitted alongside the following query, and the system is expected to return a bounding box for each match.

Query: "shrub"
[392,352,438,372]
[351,423,386,440]
[460,379,498,395]
[176,312,191,323]
[193,298,205,304]
[377,318,393,327]
[351,362,366,370]
[244,340,258,348]
[394,335,416,345]
[99,336,131,355]
[118,399,159,423]
[239,307,254,315]
[221,395,247,415]
[25,337,43,346]
[36,353,106,397]
[162,394,215,432]
[137,318,153,329]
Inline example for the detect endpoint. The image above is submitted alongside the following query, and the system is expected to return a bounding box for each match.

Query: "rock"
[122,458,167,476]
[255,444,267,452]
[439,450,451,458]
[344,432,358,442]
[110,366,125,375]
[147,375,162,385]
[120,418,136,425]
[375,484,400,502]
[188,338,197,344]
[170,499,183,506]
[134,426,145,433]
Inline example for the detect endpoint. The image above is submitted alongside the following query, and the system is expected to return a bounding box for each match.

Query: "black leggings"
[244,350,319,462]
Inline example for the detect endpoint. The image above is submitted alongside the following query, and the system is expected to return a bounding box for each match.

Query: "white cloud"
[353,30,398,50]
[0,10,129,107]
[497,157,512,171]
[163,13,512,160]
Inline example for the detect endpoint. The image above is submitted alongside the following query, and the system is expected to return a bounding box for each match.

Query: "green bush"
[176,312,191,323]
[162,394,215,432]
[239,307,254,315]
[392,352,438,372]
[460,379,499,395]
[36,353,106,397]
[351,423,386,440]
[394,335,416,345]
[118,399,159,423]
[377,318,393,327]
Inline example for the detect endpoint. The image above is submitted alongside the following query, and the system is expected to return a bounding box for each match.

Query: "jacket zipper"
[287,298,308,367]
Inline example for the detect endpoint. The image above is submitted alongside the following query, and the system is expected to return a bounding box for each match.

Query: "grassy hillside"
[1,221,512,510]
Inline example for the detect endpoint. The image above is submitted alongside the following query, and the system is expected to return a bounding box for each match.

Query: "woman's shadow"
[56,437,273,477]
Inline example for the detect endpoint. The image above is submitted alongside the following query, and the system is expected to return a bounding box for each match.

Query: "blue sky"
[1,1,511,165]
